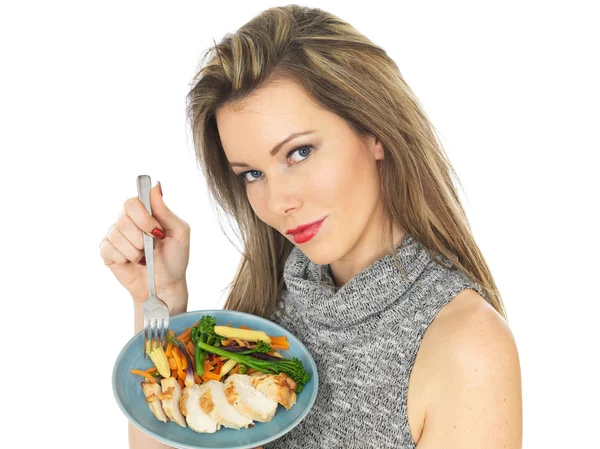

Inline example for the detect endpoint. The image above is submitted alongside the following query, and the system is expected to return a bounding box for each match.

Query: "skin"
[110,76,521,448]
[217,77,522,448]
[217,78,405,287]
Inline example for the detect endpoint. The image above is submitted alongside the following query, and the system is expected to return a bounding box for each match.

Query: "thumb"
[149,182,183,231]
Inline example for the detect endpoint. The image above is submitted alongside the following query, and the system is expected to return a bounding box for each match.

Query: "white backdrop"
[2,1,598,447]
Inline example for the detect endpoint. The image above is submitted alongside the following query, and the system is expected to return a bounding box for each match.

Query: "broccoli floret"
[254,340,272,353]
[190,315,225,376]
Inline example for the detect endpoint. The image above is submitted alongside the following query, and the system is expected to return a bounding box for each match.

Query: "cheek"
[310,148,374,210]
[246,189,265,217]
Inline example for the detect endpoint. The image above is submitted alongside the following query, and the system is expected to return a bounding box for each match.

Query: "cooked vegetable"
[220,340,272,354]
[196,340,310,392]
[214,325,272,343]
[176,327,192,342]
[220,358,238,376]
[190,316,226,376]
[220,343,282,361]
[130,369,156,383]
[148,342,171,378]
[167,335,195,387]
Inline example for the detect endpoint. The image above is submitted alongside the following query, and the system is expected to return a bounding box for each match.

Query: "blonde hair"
[186,5,507,320]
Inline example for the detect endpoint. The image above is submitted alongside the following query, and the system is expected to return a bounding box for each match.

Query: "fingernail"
[157,181,163,197]
[138,257,146,266]
[151,227,166,239]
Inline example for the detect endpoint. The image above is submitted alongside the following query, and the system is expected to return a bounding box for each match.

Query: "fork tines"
[144,319,168,359]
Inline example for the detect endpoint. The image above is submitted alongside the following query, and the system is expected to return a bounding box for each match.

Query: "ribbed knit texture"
[265,233,485,448]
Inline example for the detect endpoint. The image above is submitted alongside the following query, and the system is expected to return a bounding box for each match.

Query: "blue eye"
[236,145,315,185]
[237,170,263,183]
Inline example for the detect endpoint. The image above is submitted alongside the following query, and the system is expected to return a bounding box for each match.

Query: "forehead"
[216,79,324,159]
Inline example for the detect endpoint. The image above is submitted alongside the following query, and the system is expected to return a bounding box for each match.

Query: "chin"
[295,240,341,267]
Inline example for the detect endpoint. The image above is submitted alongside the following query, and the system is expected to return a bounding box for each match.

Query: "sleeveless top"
[265,233,485,449]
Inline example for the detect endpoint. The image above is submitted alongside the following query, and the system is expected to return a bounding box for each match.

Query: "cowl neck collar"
[282,233,432,328]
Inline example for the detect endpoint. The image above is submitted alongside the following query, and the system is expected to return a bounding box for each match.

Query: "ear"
[367,135,385,160]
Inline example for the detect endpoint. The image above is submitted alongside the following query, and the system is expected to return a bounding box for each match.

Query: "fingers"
[99,234,136,267]
[116,211,144,250]
[100,191,166,266]
[107,223,143,263]
[122,190,168,240]
[99,182,188,269]
[149,184,190,233]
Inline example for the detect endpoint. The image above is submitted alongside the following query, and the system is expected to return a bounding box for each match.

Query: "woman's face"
[216,77,387,268]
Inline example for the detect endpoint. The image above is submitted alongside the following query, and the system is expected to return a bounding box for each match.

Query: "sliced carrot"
[177,327,192,340]
[231,364,240,375]
[177,370,186,381]
[145,367,158,374]
[245,368,258,375]
[177,377,184,389]
[201,371,221,381]
[240,325,252,330]
[179,350,188,371]
[165,342,173,357]
[168,357,177,370]
[269,335,287,343]
[194,373,203,384]
[168,330,175,337]
[225,321,232,327]
[204,357,213,373]
[214,358,223,375]
[130,369,156,383]
[222,339,234,346]
[186,341,195,357]
[234,338,246,347]
[271,343,290,350]
[172,348,183,372]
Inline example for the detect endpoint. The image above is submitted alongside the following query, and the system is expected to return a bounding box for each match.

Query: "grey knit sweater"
[266,233,485,448]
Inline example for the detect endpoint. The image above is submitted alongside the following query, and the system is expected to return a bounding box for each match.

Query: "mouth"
[286,217,327,244]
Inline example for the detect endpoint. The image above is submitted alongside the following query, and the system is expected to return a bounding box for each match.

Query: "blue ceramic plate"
[113,310,318,449]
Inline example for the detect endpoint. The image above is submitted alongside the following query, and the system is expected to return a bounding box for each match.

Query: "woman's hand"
[99,182,190,310]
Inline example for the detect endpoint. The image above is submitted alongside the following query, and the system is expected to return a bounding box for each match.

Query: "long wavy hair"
[186,4,507,320]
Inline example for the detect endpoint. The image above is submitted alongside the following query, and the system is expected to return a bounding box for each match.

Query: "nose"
[267,171,301,216]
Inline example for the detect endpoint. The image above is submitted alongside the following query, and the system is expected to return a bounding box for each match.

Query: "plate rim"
[112,309,319,449]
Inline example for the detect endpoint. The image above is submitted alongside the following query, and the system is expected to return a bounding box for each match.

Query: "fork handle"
[136,175,157,298]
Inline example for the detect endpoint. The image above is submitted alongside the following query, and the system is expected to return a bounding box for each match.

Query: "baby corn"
[220,359,238,376]
[148,343,171,378]
[213,325,271,343]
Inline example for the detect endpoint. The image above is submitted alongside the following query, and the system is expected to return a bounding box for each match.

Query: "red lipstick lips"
[286,217,326,244]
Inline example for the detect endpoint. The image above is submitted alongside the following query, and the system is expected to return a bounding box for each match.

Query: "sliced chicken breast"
[141,381,168,423]
[249,372,297,410]
[180,384,220,433]
[159,377,186,427]
[223,374,278,422]
[200,380,254,429]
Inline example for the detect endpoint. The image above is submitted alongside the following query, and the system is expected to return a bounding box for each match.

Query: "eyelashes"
[236,144,315,184]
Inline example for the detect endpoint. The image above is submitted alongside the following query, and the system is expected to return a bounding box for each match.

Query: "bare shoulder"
[414,288,522,448]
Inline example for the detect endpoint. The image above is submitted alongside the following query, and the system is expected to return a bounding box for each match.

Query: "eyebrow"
[229,130,316,168]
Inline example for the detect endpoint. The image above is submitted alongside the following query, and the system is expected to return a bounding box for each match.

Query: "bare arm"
[129,281,189,449]
[415,289,522,448]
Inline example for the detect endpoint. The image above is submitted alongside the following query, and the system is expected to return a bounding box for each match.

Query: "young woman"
[100,5,522,448]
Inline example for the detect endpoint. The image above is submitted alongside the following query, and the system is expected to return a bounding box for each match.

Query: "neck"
[329,212,406,289]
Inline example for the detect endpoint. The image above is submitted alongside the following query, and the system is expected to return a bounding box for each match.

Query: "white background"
[2,1,598,447]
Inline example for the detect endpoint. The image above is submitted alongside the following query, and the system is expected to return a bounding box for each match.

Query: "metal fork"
[137,174,170,358]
